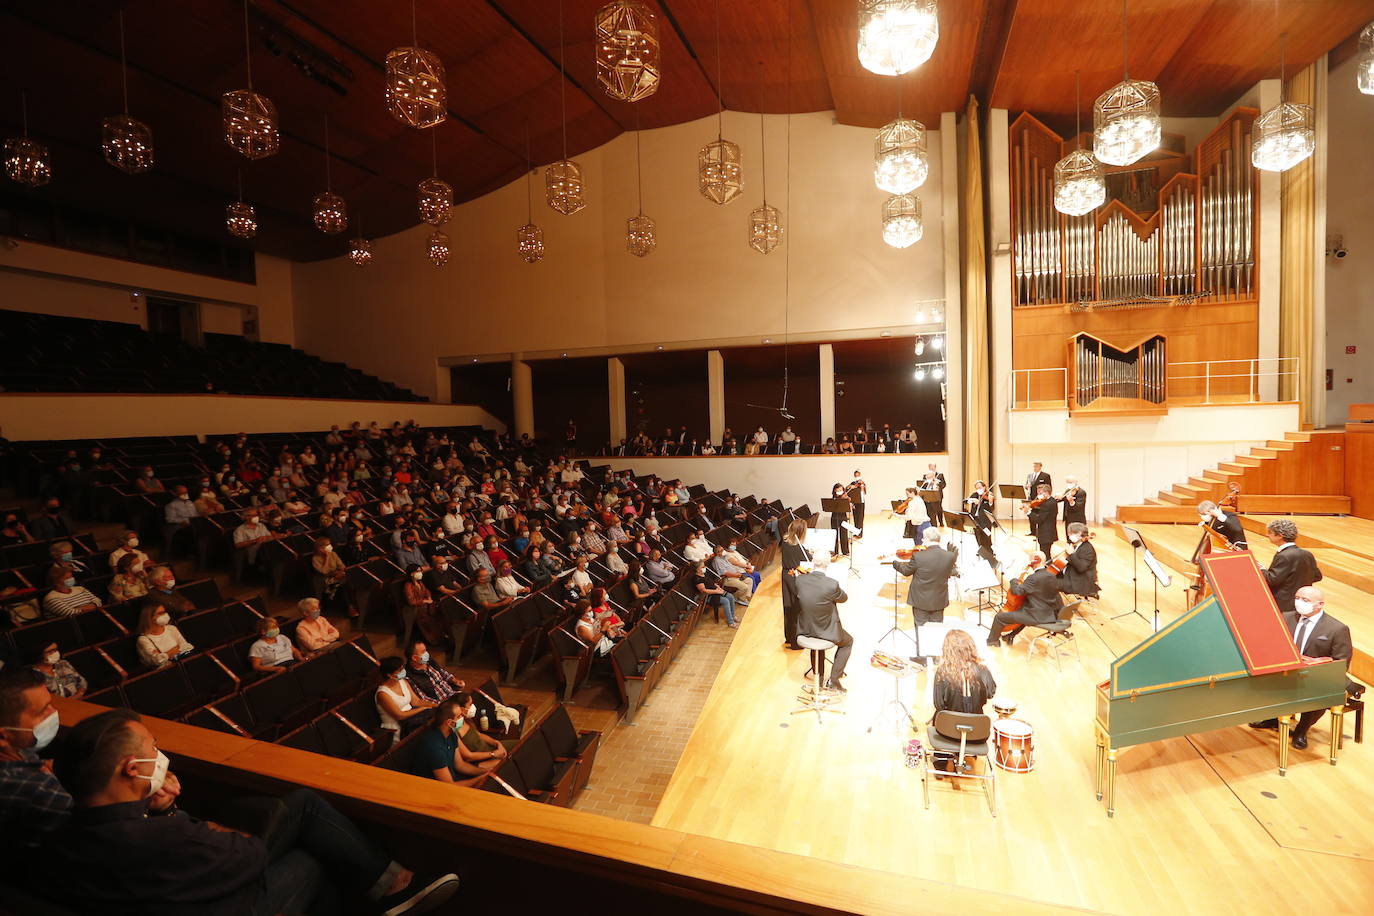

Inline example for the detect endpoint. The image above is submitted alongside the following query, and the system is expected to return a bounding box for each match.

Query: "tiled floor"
[570,613,740,824]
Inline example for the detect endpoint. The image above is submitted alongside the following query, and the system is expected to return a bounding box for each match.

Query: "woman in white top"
[494,561,529,599]
[375,656,436,744]
[135,599,194,669]
[248,615,302,674]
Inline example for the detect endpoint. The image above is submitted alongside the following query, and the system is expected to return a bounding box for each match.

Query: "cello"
[1001,555,1044,613]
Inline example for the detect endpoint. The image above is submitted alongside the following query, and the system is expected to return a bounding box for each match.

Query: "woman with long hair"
[829,483,851,557]
[931,630,997,716]
[779,518,810,650]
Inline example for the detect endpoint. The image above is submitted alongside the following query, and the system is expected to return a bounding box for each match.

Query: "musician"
[846,470,867,534]
[794,552,852,694]
[1057,522,1099,599]
[1261,518,1322,614]
[1024,462,1050,534]
[779,519,811,651]
[1218,480,1241,509]
[899,486,930,543]
[893,526,958,629]
[828,484,851,557]
[1250,587,1353,750]
[1059,475,1087,525]
[986,552,1062,648]
[1027,483,1059,559]
[931,630,997,716]
[964,480,996,566]
[1196,500,1247,550]
[921,463,947,527]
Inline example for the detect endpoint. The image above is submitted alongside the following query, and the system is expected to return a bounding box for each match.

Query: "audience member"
[135,599,194,669]
[375,656,435,745]
[405,641,464,704]
[107,530,149,571]
[1,511,33,546]
[162,485,199,553]
[146,566,193,616]
[232,508,275,571]
[31,641,87,699]
[0,669,70,849]
[248,615,301,674]
[41,566,101,619]
[293,598,339,653]
[108,553,150,604]
[414,696,492,787]
[30,499,75,541]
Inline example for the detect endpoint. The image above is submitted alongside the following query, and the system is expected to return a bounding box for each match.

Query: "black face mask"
[46,506,60,515]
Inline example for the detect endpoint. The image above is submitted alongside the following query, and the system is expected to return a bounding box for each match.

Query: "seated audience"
[107,530,149,570]
[232,508,275,570]
[41,566,101,619]
[135,599,194,669]
[710,544,754,606]
[248,615,301,674]
[29,499,74,542]
[194,482,225,516]
[108,553,150,604]
[145,566,193,616]
[405,640,464,704]
[32,641,87,699]
[47,540,90,581]
[310,536,347,605]
[375,656,436,745]
[645,549,677,586]
[522,546,556,588]
[162,485,199,551]
[134,465,165,493]
[0,669,72,849]
[1,511,33,546]
[470,567,512,614]
[693,560,737,627]
[44,708,458,915]
[414,696,493,788]
[293,597,340,653]
[494,561,528,599]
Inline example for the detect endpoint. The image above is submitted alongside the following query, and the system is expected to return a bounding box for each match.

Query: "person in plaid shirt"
[0,669,72,848]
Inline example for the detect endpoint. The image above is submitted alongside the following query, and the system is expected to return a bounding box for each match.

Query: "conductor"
[893,528,958,628]
[794,553,853,694]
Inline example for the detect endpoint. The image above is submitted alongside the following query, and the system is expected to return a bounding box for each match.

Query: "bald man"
[1250,587,1354,749]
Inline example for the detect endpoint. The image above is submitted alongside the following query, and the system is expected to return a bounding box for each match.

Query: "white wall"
[1006,403,1300,521]
[0,242,295,346]
[292,110,950,402]
[1324,52,1374,425]
[0,393,503,441]
[593,454,952,521]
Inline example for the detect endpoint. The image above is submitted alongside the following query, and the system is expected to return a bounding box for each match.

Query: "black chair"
[181,649,241,705]
[1025,600,1083,671]
[177,608,233,650]
[509,733,577,806]
[539,704,600,794]
[122,665,199,720]
[317,710,376,761]
[294,650,353,708]
[921,711,996,816]
[243,670,313,740]
[280,722,327,754]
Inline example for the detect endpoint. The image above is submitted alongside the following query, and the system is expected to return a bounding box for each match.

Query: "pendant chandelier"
[699,0,742,205]
[386,0,446,129]
[1093,0,1159,167]
[102,11,153,174]
[427,229,450,267]
[312,117,347,234]
[1252,33,1314,173]
[418,129,452,225]
[348,231,373,267]
[3,93,51,188]
[1359,23,1373,95]
[748,113,782,254]
[857,0,939,77]
[881,193,922,248]
[873,115,927,194]
[518,133,544,264]
[547,2,587,215]
[626,119,655,257]
[1054,71,1105,216]
[226,172,256,239]
[595,2,661,102]
[223,0,279,160]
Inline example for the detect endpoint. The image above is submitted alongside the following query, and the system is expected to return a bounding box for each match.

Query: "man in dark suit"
[1251,587,1353,749]
[1059,475,1087,525]
[964,481,997,567]
[987,554,1062,647]
[1027,483,1059,558]
[1261,518,1322,614]
[1024,463,1050,534]
[920,463,947,527]
[1197,499,1247,549]
[893,529,958,664]
[794,553,852,694]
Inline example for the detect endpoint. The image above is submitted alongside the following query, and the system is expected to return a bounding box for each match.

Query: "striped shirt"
[41,587,100,619]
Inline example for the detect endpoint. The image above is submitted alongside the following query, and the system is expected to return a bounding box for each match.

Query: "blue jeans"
[718,592,737,625]
[251,789,400,916]
[766,519,780,541]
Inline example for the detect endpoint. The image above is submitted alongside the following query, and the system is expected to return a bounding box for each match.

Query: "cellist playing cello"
[986,551,1063,649]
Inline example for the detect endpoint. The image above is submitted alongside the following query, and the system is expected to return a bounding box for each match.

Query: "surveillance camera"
[1333,248,1348,259]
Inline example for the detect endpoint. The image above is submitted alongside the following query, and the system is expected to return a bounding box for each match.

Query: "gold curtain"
[961,96,990,488]
[1278,62,1319,422]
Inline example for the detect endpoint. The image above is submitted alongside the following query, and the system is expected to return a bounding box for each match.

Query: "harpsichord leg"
[1278,714,1295,775]
[1329,705,1344,766]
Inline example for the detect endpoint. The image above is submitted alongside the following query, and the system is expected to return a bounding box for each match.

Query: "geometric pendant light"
[417,128,452,226]
[595,2,661,102]
[748,112,782,254]
[626,114,655,257]
[222,0,279,160]
[518,130,544,264]
[699,0,742,205]
[312,116,347,234]
[1054,71,1106,216]
[1359,23,1374,95]
[4,92,52,188]
[546,1,587,215]
[1092,0,1160,167]
[102,11,154,174]
[1251,32,1314,173]
[857,1,940,77]
[226,172,256,239]
[386,0,446,129]
[873,116,928,194]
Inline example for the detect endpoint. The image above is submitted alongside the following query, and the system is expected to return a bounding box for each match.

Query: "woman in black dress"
[779,518,811,651]
[829,483,851,557]
[931,629,997,715]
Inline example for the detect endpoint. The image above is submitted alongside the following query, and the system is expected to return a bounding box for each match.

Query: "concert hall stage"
[651,514,1374,914]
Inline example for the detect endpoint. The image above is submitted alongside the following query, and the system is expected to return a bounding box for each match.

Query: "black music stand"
[997,483,1029,535]
[881,556,921,666]
[1114,525,1169,631]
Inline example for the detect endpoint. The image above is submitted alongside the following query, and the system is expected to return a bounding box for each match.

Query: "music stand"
[997,483,1030,535]
[1113,525,1169,631]
[821,497,855,569]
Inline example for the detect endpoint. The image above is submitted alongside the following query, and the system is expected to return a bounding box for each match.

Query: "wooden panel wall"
[1347,423,1374,520]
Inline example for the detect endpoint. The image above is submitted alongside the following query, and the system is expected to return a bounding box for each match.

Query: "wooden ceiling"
[1,0,1369,261]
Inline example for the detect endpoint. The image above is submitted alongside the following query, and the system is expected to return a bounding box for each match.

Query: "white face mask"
[44,650,61,665]
[131,750,170,797]
[1294,598,1317,617]
[466,704,477,718]
[155,613,170,626]
[412,572,424,580]
[127,538,139,548]
[5,709,60,750]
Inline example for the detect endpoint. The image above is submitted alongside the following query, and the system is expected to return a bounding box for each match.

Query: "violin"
[894,497,912,515]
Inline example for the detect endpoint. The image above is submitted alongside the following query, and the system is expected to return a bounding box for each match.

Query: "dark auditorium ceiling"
[1,0,1370,261]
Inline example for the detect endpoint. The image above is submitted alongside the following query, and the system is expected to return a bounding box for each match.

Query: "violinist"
[1196,499,1247,550]
[892,529,958,662]
[899,486,930,542]
[965,481,996,566]
[1058,475,1087,525]
[1023,462,1051,534]
[845,470,868,533]
[921,463,947,527]
[1056,522,1099,599]
[986,552,1062,648]
[829,483,852,557]
[1027,482,1059,558]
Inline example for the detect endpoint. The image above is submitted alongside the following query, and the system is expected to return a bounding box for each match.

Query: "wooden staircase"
[1115,430,1349,524]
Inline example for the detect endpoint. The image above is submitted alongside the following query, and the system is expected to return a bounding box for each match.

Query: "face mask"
[131,750,169,797]
[155,613,170,626]
[264,628,280,640]
[248,518,259,525]
[339,515,349,522]
[45,650,61,665]
[46,506,59,515]
[307,608,321,620]
[394,669,408,680]
[128,538,139,548]
[323,544,333,553]
[5,709,60,750]
[412,572,424,580]
[1294,598,1316,617]
[145,471,155,478]
[418,651,431,665]
[466,704,477,718]
[63,577,76,588]
[179,494,190,501]
[60,552,73,561]
[162,580,176,590]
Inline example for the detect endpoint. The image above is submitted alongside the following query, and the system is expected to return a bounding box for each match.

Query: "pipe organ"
[1010,110,1257,308]
[1069,332,1167,414]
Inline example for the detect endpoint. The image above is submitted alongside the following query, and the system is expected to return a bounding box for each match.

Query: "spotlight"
[932,366,944,380]
[914,368,927,381]
[915,337,925,356]
[914,309,926,323]
[932,336,944,351]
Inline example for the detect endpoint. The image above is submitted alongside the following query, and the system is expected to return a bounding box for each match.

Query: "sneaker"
[824,683,847,695]
[379,873,460,916]
[728,621,738,629]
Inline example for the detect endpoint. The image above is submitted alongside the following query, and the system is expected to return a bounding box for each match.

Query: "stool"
[793,635,844,723]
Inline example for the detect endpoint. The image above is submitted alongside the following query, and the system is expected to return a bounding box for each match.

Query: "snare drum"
[992,719,1035,773]
[991,698,1018,719]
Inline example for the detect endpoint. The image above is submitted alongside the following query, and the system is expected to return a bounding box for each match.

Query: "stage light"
[932,335,943,351]
[914,367,927,381]
[915,337,926,356]
[932,366,944,380]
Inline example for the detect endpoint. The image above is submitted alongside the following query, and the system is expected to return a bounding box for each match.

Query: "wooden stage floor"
[651,513,1374,915]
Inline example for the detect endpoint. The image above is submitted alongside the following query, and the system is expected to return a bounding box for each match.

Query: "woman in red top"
[588,587,625,640]
[484,535,510,570]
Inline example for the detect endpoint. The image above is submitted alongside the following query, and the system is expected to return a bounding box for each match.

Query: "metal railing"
[1009,358,1300,410]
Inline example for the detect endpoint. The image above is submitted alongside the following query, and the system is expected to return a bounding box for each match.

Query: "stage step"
[1235,495,1352,515]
